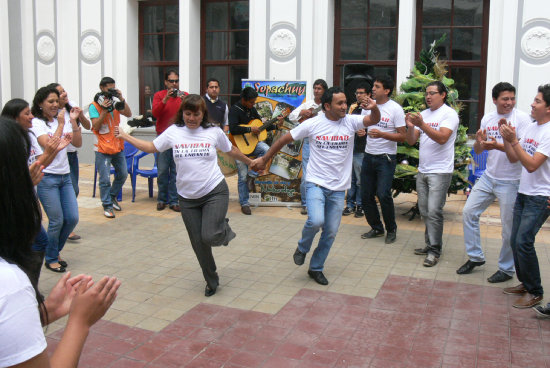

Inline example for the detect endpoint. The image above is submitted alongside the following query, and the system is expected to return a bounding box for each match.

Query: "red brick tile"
[302,347,339,366]
[184,356,224,368]
[375,344,410,362]
[477,359,509,368]
[441,354,476,368]
[107,357,146,368]
[359,317,392,331]
[378,333,415,350]
[333,352,371,367]
[118,327,155,345]
[444,342,477,357]
[150,351,195,367]
[295,319,326,335]
[323,323,356,340]
[228,350,266,367]
[370,358,408,368]
[452,309,481,322]
[511,351,548,367]
[510,326,541,341]
[198,343,237,362]
[480,322,510,337]
[169,339,210,355]
[214,330,251,349]
[238,310,270,324]
[262,356,301,368]
[161,323,197,338]
[254,324,290,341]
[98,337,138,355]
[478,333,510,348]
[406,351,443,368]
[477,346,510,363]
[510,337,543,354]
[241,336,279,355]
[186,327,224,342]
[365,308,395,321]
[204,313,238,330]
[125,344,165,362]
[313,336,348,351]
[78,350,120,367]
[274,342,309,359]
[285,329,320,345]
[424,305,453,318]
[447,329,478,345]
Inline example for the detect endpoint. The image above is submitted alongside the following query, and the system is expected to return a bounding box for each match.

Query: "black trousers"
[179,180,231,290]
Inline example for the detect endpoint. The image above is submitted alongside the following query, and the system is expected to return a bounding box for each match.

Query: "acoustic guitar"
[230,108,290,155]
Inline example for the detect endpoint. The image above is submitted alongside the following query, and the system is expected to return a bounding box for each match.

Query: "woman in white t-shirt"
[30,86,82,273]
[0,118,121,368]
[115,94,252,296]
[1,98,71,285]
[49,83,91,242]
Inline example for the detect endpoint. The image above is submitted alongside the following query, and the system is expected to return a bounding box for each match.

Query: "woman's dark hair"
[31,86,60,127]
[174,94,211,129]
[1,98,29,121]
[0,117,46,324]
[426,80,448,103]
[46,83,72,112]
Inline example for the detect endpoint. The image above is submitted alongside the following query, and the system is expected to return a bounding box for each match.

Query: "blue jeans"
[95,151,128,209]
[300,138,310,207]
[157,148,178,205]
[32,225,49,252]
[67,151,79,197]
[416,172,452,257]
[298,182,345,271]
[361,153,397,232]
[463,174,518,275]
[346,152,364,208]
[510,193,550,296]
[236,141,269,206]
[37,173,79,264]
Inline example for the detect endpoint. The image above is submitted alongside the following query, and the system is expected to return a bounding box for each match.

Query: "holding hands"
[250,157,266,172]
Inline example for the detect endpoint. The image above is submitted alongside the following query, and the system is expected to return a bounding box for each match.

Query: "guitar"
[230,108,290,155]
[298,105,322,123]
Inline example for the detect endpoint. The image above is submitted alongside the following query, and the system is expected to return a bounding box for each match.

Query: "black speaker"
[343,63,374,105]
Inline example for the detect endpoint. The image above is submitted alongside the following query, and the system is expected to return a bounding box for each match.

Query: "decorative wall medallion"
[36,35,56,63]
[81,35,102,63]
[269,29,296,58]
[521,26,550,59]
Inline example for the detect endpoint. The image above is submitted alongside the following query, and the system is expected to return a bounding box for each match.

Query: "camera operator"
[152,70,188,212]
[90,76,132,218]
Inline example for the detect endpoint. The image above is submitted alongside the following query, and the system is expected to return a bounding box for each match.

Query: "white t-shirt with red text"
[416,104,459,174]
[27,132,43,167]
[518,121,550,196]
[365,99,405,155]
[481,108,532,181]
[30,117,72,175]
[290,114,365,191]
[153,125,232,199]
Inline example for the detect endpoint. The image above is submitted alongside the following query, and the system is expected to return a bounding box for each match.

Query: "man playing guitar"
[228,87,283,215]
[288,79,328,215]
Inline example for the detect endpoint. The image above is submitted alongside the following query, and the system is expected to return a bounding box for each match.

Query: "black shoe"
[308,270,328,285]
[487,270,513,283]
[342,206,354,216]
[293,248,306,265]
[205,285,216,297]
[385,230,397,244]
[361,229,384,239]
[354,206,364,218]
[300,206,308,215]
[45,263,66,273]
[111,197,122,211]
[456,260,486,274]
[157,202,166,211]
[246,175,256,193]
[533,305,550,319]
[414,246,429,255]
[241,205,251,215]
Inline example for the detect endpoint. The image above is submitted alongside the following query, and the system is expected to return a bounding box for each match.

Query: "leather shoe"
[513,293,542,309]
[300,206,308,215]
[308,270,328,285]
[503,283,527,295]
[45,263,66,273]
[361,229,384,239]
[241,205,251,215]
[414,246,429,255]
[487,270,513,283]
[385,230,396,244]
[157,202,166,211]
[246,175,256,193]
[293,248,306,265]
[169,204,181,212]
[456,260,485,274]
[205,285,216,297]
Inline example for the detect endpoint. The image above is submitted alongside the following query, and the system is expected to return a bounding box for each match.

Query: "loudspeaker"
[343,63,374,105]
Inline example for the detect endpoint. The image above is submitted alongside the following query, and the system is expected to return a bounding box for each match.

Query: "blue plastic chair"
[131,151,158,202]
[468,149,488,186]
[92,142,138,200]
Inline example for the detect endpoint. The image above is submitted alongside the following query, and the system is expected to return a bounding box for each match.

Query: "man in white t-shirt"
[360,75,406,244]
[252,87,380,285]
[288,79,328,215]
[499,84,550,310]
[405,81,459,267]
[457,82,532,282]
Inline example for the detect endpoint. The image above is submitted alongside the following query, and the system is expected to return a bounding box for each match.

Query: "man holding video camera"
[90,76,132,218]
[152,70,188,212]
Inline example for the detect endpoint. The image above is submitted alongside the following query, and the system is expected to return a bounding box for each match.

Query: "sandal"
[45,263,66,273]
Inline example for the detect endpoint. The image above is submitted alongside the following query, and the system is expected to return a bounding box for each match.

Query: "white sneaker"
[104,208,115,218]
[423,253,439,267]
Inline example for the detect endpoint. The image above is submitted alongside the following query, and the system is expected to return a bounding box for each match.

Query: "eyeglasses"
[167,79,179,83]
[426,91,440,96]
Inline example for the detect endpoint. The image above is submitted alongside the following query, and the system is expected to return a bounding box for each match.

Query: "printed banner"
[241,80,307,206]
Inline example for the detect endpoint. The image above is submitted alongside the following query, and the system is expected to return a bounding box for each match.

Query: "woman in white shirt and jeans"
[115,94,252,297]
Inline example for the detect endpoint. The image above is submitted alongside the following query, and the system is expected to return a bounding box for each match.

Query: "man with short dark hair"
[361,75,406,244]
[457,82,532,282]
[228,86,282,215]
[152,70,188,212]
[203,78,229,132]
[90,76,132,218]
[406,81,459,267]
[288,79,328,215]
[252,87,381,285]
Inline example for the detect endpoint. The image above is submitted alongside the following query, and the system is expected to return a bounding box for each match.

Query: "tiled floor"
[38,164,550,367]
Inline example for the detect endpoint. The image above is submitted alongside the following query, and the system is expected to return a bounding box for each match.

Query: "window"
[201,0,249,106]
[334,0,399,86]
[138,1,179,115]
[416,0,490,133]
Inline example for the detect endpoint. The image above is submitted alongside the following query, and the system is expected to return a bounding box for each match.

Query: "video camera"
[94,88,125,112]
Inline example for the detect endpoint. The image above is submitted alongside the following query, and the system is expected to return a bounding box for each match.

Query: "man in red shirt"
[152,70,188,212]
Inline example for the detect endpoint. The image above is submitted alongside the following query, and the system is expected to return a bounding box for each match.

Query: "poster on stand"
[233,80,307,206]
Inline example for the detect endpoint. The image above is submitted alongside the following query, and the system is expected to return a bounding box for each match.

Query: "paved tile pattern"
[46,276,550,367]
